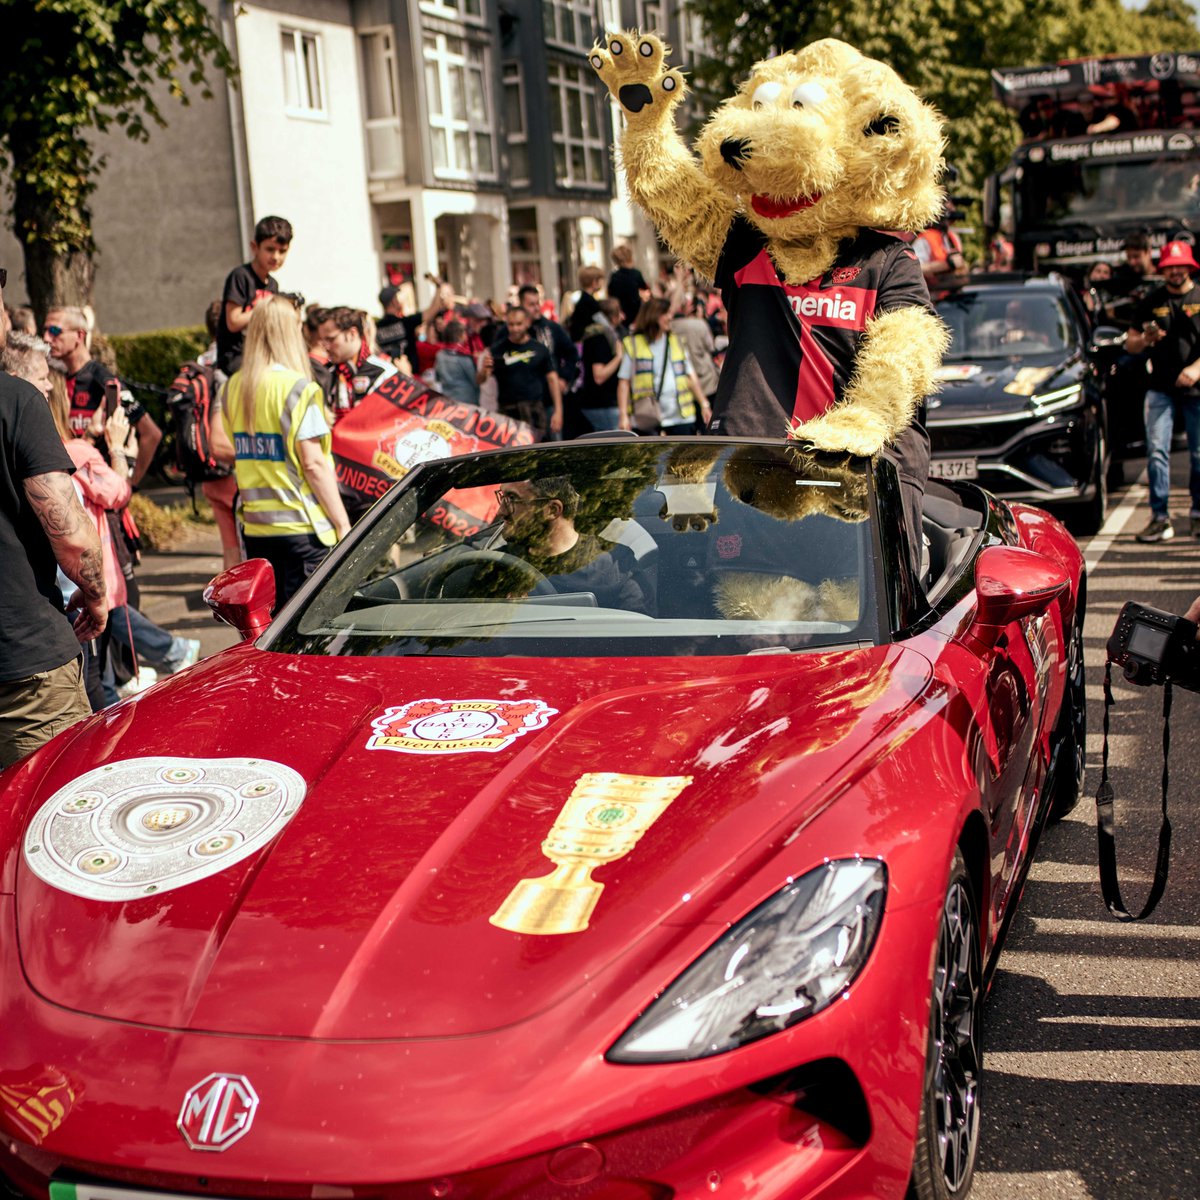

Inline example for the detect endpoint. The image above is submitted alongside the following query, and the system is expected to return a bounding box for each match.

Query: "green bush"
[108,326,208,426]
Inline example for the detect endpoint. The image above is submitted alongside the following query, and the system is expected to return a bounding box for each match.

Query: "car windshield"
[268,441,883,658]
[1018,158,1200,225]
[935,290,1072,359]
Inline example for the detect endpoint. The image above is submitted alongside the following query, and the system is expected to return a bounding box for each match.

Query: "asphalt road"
[973,462,1200,1200]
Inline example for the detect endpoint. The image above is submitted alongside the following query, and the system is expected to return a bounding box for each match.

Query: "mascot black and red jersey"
[709,220,933,438]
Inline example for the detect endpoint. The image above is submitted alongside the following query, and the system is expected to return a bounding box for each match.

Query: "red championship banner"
[332,373,535,535]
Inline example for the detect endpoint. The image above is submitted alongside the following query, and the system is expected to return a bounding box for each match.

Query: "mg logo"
[177,1073,259,1151]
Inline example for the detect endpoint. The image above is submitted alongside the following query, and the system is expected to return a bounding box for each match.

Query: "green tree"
[691,0,1200,240]
[0,0,235,316]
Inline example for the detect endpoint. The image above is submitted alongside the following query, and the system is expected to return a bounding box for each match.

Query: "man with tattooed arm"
[0,272,106,767]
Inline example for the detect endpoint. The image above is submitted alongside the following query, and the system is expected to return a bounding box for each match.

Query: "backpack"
[169,361,231,487]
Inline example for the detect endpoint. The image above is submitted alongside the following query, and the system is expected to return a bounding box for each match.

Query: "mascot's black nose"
[720,137,751,170]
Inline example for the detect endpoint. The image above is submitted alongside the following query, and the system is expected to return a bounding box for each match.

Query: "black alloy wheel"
[908,850,983,1200]
[1070,428,1108,536]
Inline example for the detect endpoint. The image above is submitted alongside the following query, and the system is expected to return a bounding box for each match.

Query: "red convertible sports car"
[0,437,1085,1200]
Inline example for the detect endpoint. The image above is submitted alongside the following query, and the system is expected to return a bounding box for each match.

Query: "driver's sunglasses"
[495,489,538,510]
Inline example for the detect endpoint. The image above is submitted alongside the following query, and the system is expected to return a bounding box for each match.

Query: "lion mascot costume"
[590,33,950,547]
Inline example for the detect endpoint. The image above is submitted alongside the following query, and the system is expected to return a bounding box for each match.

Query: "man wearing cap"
[375,285,420,372]
[1126,240,1200,542]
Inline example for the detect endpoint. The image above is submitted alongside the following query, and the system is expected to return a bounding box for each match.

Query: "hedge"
[107,325,208,426]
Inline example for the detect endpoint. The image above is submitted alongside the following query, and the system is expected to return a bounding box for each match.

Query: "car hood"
[14,644,931,1040]
[928,356,1078,422]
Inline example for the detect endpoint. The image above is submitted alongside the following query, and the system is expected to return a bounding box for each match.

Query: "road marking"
[1081,476,1147,575]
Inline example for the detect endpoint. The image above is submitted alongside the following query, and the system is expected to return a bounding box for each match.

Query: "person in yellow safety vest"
[617,298,712,434]
[221,297,351,606]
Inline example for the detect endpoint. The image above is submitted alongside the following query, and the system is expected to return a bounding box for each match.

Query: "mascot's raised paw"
[590,32,685,121]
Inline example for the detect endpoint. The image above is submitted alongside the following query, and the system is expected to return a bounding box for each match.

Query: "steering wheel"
[421,549,556,599]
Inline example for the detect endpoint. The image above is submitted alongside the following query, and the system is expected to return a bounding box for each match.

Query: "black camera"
[1107,601,1200,691]
[278,290,306,310]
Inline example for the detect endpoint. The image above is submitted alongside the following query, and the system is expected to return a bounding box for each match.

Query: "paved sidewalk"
[133,489,240,664]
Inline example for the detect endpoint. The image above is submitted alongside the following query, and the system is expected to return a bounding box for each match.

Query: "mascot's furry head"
[694,40,946,249]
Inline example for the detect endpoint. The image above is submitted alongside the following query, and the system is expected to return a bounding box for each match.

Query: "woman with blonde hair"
[221,296,350,606]
[616,297,710,435]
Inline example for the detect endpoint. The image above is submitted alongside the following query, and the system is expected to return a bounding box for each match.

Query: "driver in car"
[1001,298,1053,348]
[495,476,648,613]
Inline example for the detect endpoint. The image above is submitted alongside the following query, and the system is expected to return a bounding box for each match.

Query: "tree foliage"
[0,0,235,312]
[692,0,1200,243]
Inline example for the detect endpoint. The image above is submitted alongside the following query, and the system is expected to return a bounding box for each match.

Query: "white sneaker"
[116,666,159,698]
[165,638,202,674]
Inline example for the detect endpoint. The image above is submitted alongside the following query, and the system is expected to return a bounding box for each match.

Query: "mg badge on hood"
[178,1073,259,1151]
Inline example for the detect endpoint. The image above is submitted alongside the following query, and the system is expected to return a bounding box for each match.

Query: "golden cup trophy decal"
[490,772,692,936]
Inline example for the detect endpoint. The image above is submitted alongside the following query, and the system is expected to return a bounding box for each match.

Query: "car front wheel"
[908,850,982,1200]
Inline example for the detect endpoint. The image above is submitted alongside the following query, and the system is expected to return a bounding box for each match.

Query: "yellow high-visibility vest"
[625,333,696,424]
[224,366,335,544]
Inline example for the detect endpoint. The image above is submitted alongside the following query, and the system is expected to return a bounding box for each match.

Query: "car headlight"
[607,858,887,1063]
[1030,384,1082,415]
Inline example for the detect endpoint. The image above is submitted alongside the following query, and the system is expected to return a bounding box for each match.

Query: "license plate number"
[930,457,978,480]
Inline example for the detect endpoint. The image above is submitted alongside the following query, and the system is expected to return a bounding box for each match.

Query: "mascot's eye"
[751,81,782,110]
[864,113,901,136]
[791,82,827,109]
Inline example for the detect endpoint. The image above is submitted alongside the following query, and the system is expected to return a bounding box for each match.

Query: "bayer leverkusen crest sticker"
[366,698,558,754]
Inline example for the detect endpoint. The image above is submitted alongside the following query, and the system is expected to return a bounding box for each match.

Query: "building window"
[549,63,607,189]
[360,29,399,121]
[637,0,662,34]
[503,62,530,186]
[360,29,404,177]
[281,28,325,117]
[423,35,497,180]
[543,0,598,50]
[420,0,483,23]
[678,1,714,62]
[510,225,542,287]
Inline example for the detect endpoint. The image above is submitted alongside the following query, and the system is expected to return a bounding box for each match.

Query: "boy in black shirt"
[217,215,293,375]
[1127,240,1200,541]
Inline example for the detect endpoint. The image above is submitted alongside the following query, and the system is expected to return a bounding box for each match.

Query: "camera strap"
[1095,660,1173,921]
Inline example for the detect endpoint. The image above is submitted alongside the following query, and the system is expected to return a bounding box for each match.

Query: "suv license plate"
[930,458,978,480]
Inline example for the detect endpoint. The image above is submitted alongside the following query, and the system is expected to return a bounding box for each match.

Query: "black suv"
[929,273,1114,534]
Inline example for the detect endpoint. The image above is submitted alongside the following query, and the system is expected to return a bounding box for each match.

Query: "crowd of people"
[184,215,730,591]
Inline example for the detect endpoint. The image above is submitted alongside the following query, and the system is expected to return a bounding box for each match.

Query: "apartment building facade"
[0,0,713,332]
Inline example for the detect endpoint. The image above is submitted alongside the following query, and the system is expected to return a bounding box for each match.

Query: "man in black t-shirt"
[216,215,292,375]
[1126,241,1200,542]
[0,291,107,765]
[579,298,625,431]
[486,307,562,441]
[607,243,648,328]
[375,284,421,371]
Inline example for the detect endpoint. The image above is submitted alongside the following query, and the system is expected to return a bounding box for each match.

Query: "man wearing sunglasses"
[490,476,646,612]
[0,269,107,766]
[43,305,162,487]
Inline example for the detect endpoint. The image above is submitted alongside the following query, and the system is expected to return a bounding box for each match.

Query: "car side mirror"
[203,559,276,640]
[1089,325,1125,351]
[969,545,1069,646]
